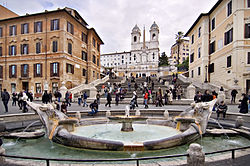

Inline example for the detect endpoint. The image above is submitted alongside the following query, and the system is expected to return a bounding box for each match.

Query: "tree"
[159,52,169,66]
[177,57,189,71]
[175,31,184,71]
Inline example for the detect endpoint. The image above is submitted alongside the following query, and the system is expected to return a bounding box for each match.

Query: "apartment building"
[0,6,103,97]
[170,39,189,65]
[185,0,250,93]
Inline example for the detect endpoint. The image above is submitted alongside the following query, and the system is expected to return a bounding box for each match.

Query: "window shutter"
[27,44,29,54]
[245,24,249,38]
[72,65,74,74]
[21,44,23,54]
[9,26,12,36]
[40,64,43,77]
[50,20,53,31]
[57,63,60,76]
[57,19,60,30]
[66,64,68,73]
[27,23,29,33]
[72,24,74,35]
[67,22,69,32]
[14,26,17,35]
[9,65,11,78]
[34,64,36,77]
[224,32,227,45]
[21,24,24,34]
[34,22,37,33]
[40,21,43,32]
[9,46,11,55]
[50,63,53,77]
[21,64,24,77]
[27,64,29,77]
[0,66,2,78]
[14,65,17,78]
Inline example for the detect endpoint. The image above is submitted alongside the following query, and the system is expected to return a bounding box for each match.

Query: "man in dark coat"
[2,89,10,113]
[239,93,249,114]
[42,90,50,104]
[105,92,112,107]
[231,89,238,104]
[202,90,213,102]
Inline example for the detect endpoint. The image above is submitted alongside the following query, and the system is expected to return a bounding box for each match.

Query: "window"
[0,65,3,78]
[227,56,232,68]
[51,62,59,77]
[51,19,59,31]
[191,70,194,78]
[52,41,58,52]
[82,32,87,43]
[21,64,29,77]
[211,18,215,31]
[134,54,136,61]
[198,27,201,38]
[218,39,223,49]
[198,47,201,58]
[97,58,99,66]
[36,42,41,54]
[224,28,233,45]
[198,67,201,75]
[67,22,74,35]
[190,53,194,63]
[34,21,42,33]
[11,83,16,93]
[52,82,58,93]
[35,83,42,93]
[34,63,42,77]
[82,51,87,61]
[134,36,137,42]
[97,43,100,52]
[21,44,29,54]
[93,71,95,78]
[9,45,16,56]
[153,53,155,59]
[227,1,232,16]
[245,24,250,38]
[0,27,2,37]
[122,55,124,59]
[9,25,17,36]
[97,73,99,79]
[66,63,74,74]
[122,60,124,64]
[191,34,194,44]
[68,43,72,55]
[248,0,250,7]
[9,65,17,78]
[82,68,86,76]
[21,23,29,34]
[209,63,214,73]
[209,41,216,54]
[92,38,96,47]
[92,55,96,64]
[248,52,250,64]
[0,46,2,56]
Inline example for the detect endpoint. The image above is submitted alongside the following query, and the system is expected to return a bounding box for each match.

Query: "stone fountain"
[107,106,147,132]
[27,100,217,151]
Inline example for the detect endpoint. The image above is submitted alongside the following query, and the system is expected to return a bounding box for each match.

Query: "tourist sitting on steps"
[89,100,98,115]
[216,101,227,120]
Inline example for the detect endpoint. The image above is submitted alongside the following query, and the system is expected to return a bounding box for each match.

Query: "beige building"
[0,6,103,97]
[185,0,250,93]
[170,39,189,65]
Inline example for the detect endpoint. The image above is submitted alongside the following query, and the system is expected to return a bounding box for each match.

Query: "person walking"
[12,91,18,106]
[48,91,53,103]
[96,91,101,105]
[168,90,173,105]
[105,92,112,107]
[115,92,119,106]
[65,91,71,107]
[176,85,182,100]
[231,89,238,104]
[42,90,50,104]
[2,89,10,113]
[239,93,249,114]
[82,91,88,107]
[144,90,149,109]
[78,93,82,106]
[164,90,169,105]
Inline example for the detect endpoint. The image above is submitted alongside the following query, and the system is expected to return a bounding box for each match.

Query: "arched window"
[134,36,137,42]
[152,33,156,40]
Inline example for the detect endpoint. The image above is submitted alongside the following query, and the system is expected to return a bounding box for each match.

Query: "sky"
[1,0,218,56]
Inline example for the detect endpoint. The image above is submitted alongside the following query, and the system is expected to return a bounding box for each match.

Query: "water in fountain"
[210,118,230,139]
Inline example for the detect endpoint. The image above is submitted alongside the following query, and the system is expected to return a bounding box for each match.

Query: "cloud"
[3,0,218,55]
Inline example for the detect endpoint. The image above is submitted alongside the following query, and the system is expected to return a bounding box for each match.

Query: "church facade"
[101,22,160,77]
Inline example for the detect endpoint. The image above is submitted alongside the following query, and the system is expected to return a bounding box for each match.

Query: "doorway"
[22,82,29,92]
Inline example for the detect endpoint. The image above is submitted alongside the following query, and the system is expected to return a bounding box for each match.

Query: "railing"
[1,145,250,166]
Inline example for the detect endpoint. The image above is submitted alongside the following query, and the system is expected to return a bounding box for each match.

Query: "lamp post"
[204,65,208,83]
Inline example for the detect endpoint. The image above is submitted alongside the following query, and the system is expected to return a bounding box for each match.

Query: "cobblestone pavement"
[0,99,245,115]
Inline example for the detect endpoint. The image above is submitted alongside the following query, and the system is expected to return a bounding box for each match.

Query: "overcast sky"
[1,0,218,55]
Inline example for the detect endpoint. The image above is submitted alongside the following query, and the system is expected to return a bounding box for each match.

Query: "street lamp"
[204,65,208,83]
